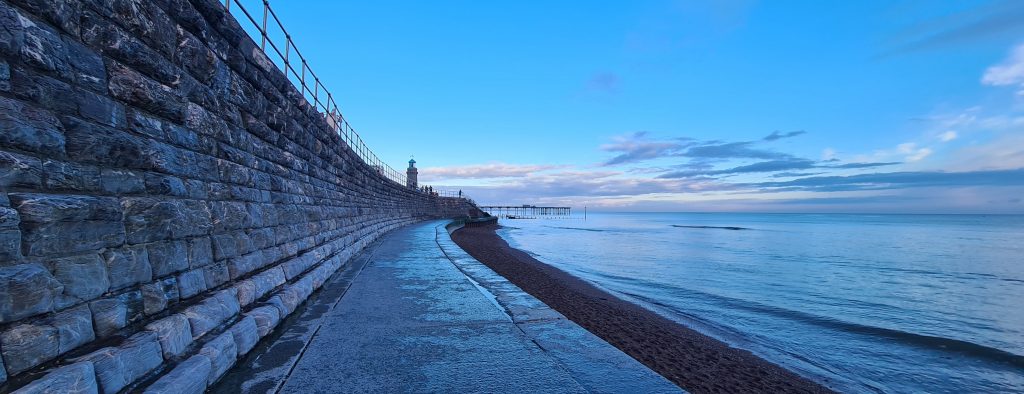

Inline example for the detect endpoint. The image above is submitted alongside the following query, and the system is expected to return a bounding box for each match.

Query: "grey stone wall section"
[0,0,477,390]
[11,362,97,394]
[142,355,210,394]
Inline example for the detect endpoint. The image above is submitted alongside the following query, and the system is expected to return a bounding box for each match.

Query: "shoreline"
[451,223,836,394]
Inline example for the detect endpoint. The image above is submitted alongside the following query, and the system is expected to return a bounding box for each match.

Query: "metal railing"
[434,190,468,199]
[223,0,408,186]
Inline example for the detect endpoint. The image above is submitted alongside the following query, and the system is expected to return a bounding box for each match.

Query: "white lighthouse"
[406,158,418,189]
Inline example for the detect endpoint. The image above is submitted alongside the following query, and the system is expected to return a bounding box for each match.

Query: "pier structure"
[480,205,572,219]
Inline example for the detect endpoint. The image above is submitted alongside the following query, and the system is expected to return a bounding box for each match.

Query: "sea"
[495,212,1024,393]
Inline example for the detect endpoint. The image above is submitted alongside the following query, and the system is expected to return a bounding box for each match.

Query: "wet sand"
[451,224,836,394]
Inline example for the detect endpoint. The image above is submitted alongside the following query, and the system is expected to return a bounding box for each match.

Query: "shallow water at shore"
[497,213,1024,393]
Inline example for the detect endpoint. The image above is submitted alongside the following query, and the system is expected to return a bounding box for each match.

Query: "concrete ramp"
[217,220,681,393]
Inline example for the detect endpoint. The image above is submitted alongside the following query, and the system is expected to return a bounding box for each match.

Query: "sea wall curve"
[0,0,475,391]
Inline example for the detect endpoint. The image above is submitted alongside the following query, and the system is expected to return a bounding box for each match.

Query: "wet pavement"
[216,220,681,393]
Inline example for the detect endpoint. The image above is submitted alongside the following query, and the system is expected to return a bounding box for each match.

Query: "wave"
[546,226,606,232]
[671,224,751,230]
[603,275,1024,369]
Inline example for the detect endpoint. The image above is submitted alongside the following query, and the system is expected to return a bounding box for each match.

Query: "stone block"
[246,227,274,250]
[0,150,42,189]
[141,277,178,315]
[10,194,124,256]
[75,88,125,128]
[210,232,240,260]
[185,179,208,199]
[182,289,239,338]
[164,123,208,156]
[64,38,104,91]
[11,362,97,394]
[126,108,165,140]
[41,159,99,192]
[175,27,217,84]
[0,96,65,157]
[10,67,75,114]
[145,314,192,360]
[187,237,213,268]
[98,169,144,194]
[206,182,230,201]
[79,11,178,86]
[17,12,68,75]
[250,267,286,301]
[183,102,228,143]
[107,0,176,57]
[141,354,209,394]
[271,287,302,317]
[202,262,229,289]
[146,240,189,278]
[144,173,187,196]
[19,220,126,257]
[53,304,94,354]
[260,246,283,266]
[1,321,58,374]
[0,59,8,91]
[61,116,181,173]
[47,254,109,303]
[9,193,120,224]
[0,206,19,258]
[197,332,236,385]
[0,228,19,263]
[245,305,280,338]
[122,198,211,244]
[227,315,258,357]
[106,60,184,121]
[0,263,61,323]
[80,332,163,394]
[5,0,82,37]
[102,246,152,290]
[226,251,263,279]
[293,276,315,300]
[176,268,207,299]
[88,297,125,339]
[89,290,143,338]
[209,200,250,231]
[281,254,316,280]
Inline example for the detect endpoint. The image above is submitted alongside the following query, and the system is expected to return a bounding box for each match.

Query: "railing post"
[261,0,269,50]
[224,0,230,11]
[283,36,290,68]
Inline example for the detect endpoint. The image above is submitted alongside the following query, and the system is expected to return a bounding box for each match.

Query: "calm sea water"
[496,213,1024,393]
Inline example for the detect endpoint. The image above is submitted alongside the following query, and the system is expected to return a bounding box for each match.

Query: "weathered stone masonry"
[0,0,476,392]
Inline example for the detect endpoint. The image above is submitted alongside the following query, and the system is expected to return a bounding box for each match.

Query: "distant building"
[407,158,418,189]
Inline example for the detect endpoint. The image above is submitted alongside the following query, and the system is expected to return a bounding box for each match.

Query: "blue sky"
[245,0,1024,212]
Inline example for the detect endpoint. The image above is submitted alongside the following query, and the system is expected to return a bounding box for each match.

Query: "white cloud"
[939,130,958,142]
[982,43,1024,94]
[419,163,563,181]
[897,143,933,162]
[949,131,1024,171]
[822,147,837,160]
[907,148,933,162]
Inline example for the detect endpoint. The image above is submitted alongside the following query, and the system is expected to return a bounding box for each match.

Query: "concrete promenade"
[216,220,680,393]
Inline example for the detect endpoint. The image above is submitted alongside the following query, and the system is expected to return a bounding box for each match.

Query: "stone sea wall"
[0,0,475,392]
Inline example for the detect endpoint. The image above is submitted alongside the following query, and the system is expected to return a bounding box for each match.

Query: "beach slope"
[451,224,836,394]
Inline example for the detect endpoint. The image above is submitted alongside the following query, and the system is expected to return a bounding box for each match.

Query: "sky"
[242,0,1024,213]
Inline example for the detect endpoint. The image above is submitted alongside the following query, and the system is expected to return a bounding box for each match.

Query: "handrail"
[223,0,408,186]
